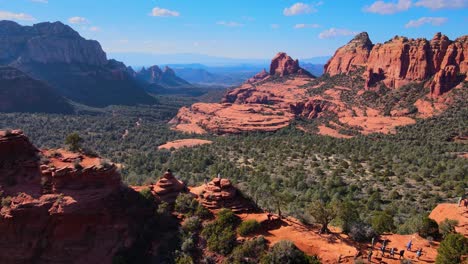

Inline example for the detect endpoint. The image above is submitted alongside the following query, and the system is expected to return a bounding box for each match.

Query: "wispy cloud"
[294,23,320,29]
[319,28,358,39]
[151,7,180,17]
[88,26,101,32]
[414,0,468,9]
[216,21,244,27]
[68,16,89,24]
[283,2,317,16]
[364,0,412,14]
[405,17,448,28]
[0,10,35,21]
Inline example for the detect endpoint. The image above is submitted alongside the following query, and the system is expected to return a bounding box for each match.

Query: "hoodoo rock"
[246,68,269,84]
[151,170,186,203]
[0,130,154,264]
[199,178,253,213]
[270,52,313,77]
[325,32,468,96]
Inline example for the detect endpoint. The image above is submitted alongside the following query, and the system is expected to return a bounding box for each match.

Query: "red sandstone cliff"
[325,32,467,97]
[0,130,154,264]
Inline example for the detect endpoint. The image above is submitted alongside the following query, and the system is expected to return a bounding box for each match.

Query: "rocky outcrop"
[246,69,269,84]
[270,52,313,77]
[0,130,155,264]
[136,65,191,89]
[325,32,467,96]
[324,32,373,75]
[200,178,253,212]
[151,170,186,203]
[0,20,156,107]
[0,67,73,113]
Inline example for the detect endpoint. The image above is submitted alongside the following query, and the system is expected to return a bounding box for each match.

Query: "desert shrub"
[180,237,196,253]
[139,188,153,201]
[439,219,458,238]
[371,211,395,234]
[418,217,439,238]
[182,216,201,234]
[73,159,83,170]
[1,196,12,207]
[436,233,468,264]
[260,240,317,264]
[195,204,212,219]
[237,220,261,236]
[176,254,194,264]
[226,236,268,264]
[65,132,82,152]
[348,222,377,242]
[217,208,240,227]
[202,222,236,255]
[175,193,199,215]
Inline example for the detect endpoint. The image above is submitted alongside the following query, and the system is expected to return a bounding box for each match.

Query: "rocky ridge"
[0,130,154,264]
[198,178,253,213]
[325,32,468,97]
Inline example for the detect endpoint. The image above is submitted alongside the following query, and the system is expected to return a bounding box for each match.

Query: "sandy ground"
[430,203,468,237]
[318,125,353,139]
[339,116,416,134]
[158,139,213,150]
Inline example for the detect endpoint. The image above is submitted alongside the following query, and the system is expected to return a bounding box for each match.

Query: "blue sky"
[1,0,467,60]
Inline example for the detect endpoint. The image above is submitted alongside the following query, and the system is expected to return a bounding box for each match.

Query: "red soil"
[429,203,468,237]
[318,125,352,139]
[339,116,416,134]
[158,139,213,150]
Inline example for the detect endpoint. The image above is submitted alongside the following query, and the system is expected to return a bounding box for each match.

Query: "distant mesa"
[135,65,192,90]
[269,52,314,78]
[0,20,156,107]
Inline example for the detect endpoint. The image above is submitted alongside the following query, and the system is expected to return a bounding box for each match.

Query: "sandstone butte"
[0,130,154,263]
[157,138,213,150]
[2,130,466,263]
[170,33,467,137]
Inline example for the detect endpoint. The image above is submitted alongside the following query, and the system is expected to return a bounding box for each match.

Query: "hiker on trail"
[380,245,386,257]
[267,212,272,221]
[371,237,375,248]
[399,249,405,259]
[390,248,395,258]
[367,250,373,262]
[406,240,412,251]
[204,178,208,185]
[382,239,388,247]
[416,248,422,259]
[217,173,221,179]
[459,196,463,206]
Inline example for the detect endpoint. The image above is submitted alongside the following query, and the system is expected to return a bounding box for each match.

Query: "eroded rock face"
[325,32,468,96]
[200,178,253,212]
[246,69,269,84]
[151,170,186,203]
[0,130,153,264]
[270,52,313,77]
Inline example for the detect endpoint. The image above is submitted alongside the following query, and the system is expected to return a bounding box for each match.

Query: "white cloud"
[319,28,358,39]
[216,21,244,27]
[151,7,180,17]
[68,16,89,24]
[31,0,48,3]
[364,0,412,14]
[283,3,316,16]
[414,0,468,9]
[405,17,448,28]
[271,24,280,29]
[0,10,35,21]
[294,23,320,29]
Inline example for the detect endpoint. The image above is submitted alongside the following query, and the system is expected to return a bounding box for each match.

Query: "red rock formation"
[200,178,253,213]
[325,32,467,96]
[0,130,154,264]
[246,69,269,84]
[151,170,186,203]
[270,52,313,77]
[324,32,373,75]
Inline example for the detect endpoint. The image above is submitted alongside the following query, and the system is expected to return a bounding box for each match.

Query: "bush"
[436,233,468,264]
[202,222,237,255]
[182,216,201,234]
[1,196,12,207]
[195,204,212,219]
[217,208,240,227]
[439,219,458,238]
[180,237,196,253]
[176,254,194,264]
[371,211,395,234]
[65,133,83,152]
[175,193,199,215]
[348,222,377,242]
[139,188,153,201]
[238,220,261,236]
[418,217,439,238]
[227,236,267,264]
[260,240,315,264]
